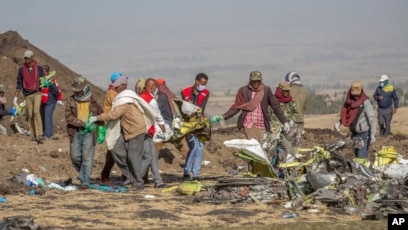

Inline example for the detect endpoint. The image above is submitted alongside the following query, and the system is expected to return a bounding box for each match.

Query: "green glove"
[97,125,107,144]
[79,112,97,135]
[210,115,224,123]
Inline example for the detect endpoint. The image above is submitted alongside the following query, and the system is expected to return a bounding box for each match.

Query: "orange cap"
[156,78,165,85]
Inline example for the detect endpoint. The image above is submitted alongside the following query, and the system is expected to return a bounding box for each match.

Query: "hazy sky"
[1,0,407,91]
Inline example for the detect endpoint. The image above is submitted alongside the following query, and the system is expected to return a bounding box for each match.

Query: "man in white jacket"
[139,78,167,188]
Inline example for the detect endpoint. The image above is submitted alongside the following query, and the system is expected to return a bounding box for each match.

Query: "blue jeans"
[183,135,204,178]
[70,132,95,185]
[351,131,369,159]
[43,102,56,138]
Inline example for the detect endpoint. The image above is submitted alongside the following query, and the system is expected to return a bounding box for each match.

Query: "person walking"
[269,81,298,163]
[334,81,376,165]
[140,78,167,188]
[89,76,156,190]
[213,71,289,145]
[0,85,10,136]
[65,76,103,189]
[99,71,123,183]
[373,74,399,136]
[14,50,45,142]
[41,64,63,139]
[181,73,210,181]
[284,72,308,146]
[156,78,177,126]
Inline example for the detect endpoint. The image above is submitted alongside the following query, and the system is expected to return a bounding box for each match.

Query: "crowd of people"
[0,49,401,189]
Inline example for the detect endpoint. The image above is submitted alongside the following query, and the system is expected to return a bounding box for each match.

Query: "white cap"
[379,74,389,82]
[24,50,33,58]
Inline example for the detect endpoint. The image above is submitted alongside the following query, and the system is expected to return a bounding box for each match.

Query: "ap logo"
[388,214,407,230]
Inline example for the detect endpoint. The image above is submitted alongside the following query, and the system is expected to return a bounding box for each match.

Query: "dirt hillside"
[0,31,106,135]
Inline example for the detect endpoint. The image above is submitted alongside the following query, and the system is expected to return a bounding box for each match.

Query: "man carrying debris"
[0,84,10,135]
[65,76,103,189]
[89,76,156,191]
[284,72,308,146]
[373,74,399,136]
[213,71,289,145]
[139,78,167,188]
[14,50,45,142]
[334,81,376,165]
[181,73,210,181]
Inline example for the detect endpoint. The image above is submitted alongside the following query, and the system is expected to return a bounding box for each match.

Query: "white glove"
[370,135,376,143]
[289,119,294,127]
[283,122,290,133]
[88,116,98,123]
[13,97,18,106]
[334,122,341,131]
[57,100,64,105]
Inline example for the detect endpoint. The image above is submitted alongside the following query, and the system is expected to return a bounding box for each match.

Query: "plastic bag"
[80,113,97,135]
[97,125,107,144]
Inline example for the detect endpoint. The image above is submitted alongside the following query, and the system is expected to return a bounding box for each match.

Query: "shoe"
[183,174,191,181]
[154,183,167,188]
[192,177,201,181]
[127,185,144,191]
[37,135,45,141]
[122,179,132,186]
[80,184,89,190]
[31,137,37,142]
[101,177,110,183]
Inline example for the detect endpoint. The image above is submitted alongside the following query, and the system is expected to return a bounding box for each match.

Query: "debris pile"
[194,138,408,220]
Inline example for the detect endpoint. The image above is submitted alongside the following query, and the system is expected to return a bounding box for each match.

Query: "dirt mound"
[0,31,106,135]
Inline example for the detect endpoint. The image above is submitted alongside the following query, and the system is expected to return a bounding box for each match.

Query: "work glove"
[57,100,64,106]
[89,116,98,123]
[370,135,376,143]
[288,119,294,127]
[13,97,18,106]
[283,122,290,133]
[334,122,341,132]
[210,115,224,123]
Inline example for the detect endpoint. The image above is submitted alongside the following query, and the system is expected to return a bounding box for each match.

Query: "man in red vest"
[139,78,167,188]
[14,50,45,142]
[181,73,210,181]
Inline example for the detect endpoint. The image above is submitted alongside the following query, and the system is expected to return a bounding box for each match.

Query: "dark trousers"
[378,107,393,136]
[100,150,115,179]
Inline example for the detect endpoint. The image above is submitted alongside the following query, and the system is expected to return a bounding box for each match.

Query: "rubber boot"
[353,158,368,167]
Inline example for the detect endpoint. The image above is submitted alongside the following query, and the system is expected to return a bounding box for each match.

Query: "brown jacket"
[223,85,287,132]
[97,103,147,140]
[65,95,103,143]
[289,84,308,123]
[103,88,117,113]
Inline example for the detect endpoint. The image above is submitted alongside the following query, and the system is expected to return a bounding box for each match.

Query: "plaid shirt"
[243,92,265,129]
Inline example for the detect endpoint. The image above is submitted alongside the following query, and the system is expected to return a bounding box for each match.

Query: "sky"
[1,0,407,92]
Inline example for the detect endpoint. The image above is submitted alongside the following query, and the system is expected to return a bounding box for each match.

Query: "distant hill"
[0,31,106,134]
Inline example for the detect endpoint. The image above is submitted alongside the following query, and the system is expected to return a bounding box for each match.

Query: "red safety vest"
[181,86,209,108]
[140,90,155,136]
